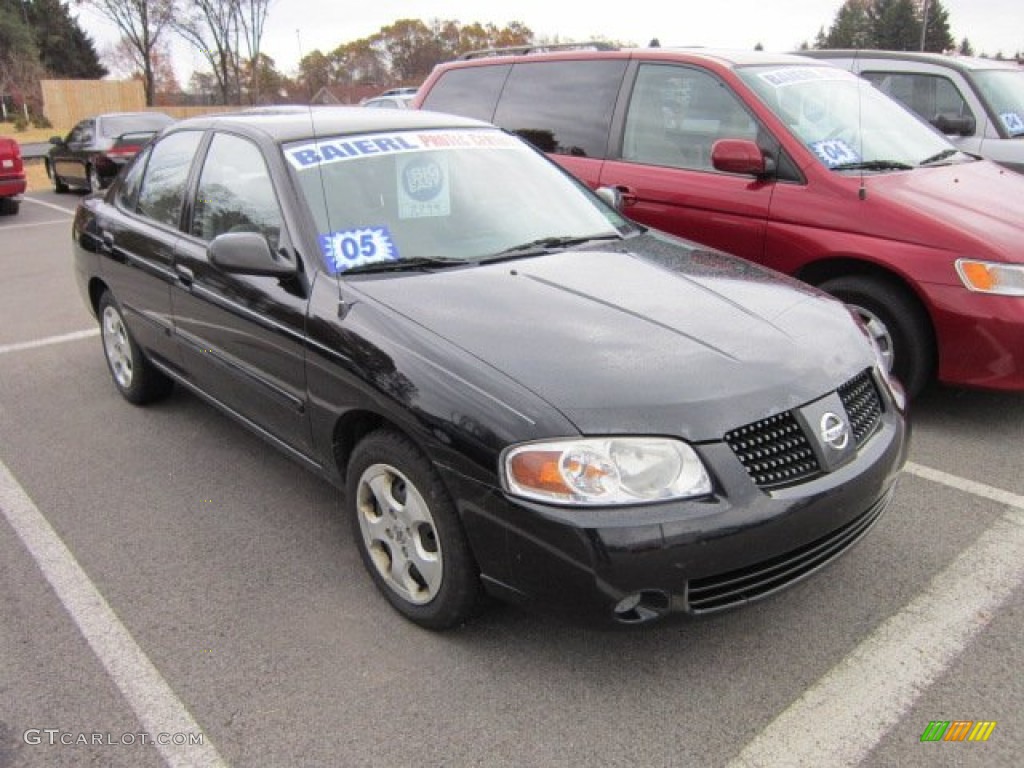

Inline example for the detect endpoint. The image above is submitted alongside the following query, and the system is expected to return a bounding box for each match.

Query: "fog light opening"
[613,590,670,624]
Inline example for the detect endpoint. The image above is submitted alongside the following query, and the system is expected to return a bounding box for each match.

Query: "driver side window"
[624,64,758,171]
[191,133,284,251]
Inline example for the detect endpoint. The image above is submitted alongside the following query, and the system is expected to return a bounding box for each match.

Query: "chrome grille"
[724,412,822,490]
[725,370,885,491]
[838,369,883,445]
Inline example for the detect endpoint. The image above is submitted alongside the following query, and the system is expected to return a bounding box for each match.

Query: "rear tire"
[0,197,18,215]
[50,163,68,193]
[818,274,934,399]
[98,291,173,404]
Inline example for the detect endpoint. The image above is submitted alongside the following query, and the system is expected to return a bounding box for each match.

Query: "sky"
[75,0,1023,84]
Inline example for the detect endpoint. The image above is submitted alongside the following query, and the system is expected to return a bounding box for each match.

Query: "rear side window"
[493,60,628,158]
[116,145,151,211]
[420,65,511,121]
[135,130,203,229]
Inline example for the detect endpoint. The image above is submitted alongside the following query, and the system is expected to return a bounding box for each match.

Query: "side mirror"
[931,113,976,137]
[595,186,624,210]
[208,232,296,277]
[711,139,771,177]
[49,136,65,146]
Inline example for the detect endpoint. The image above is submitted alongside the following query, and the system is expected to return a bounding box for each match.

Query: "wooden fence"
[41,80,231,132]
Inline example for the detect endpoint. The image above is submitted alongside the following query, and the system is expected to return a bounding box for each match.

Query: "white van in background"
[801,50,1024,173]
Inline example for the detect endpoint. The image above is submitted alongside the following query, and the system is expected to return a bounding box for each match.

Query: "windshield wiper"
[831,160,915,172]
[480,233,622,263]
[342,256,469,275]
[918,149,961,166]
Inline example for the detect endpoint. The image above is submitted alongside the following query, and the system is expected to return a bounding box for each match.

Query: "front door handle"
[613,184,639,206]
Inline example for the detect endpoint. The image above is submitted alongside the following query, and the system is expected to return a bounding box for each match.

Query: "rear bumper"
[0,176,26,198]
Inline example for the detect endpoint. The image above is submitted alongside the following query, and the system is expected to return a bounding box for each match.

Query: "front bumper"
[446,399,907,625]
[929,284,1024,391]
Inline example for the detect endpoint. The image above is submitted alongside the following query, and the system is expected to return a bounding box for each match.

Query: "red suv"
[0,136,26,215]
[416,47,1024,396]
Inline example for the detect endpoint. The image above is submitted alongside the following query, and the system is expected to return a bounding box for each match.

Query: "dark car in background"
[800,50,1024,174]
[72,107,906,629]
[47,111,175,193]
[0,136,26,215]
[416,46,1024,396]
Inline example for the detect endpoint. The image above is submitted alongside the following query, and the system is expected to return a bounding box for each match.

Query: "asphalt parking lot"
[1,190,1022,768]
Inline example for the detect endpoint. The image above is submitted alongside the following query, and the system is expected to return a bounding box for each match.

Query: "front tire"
[347,429,482,629]
[819,274,934,399]
[98,291,173,404]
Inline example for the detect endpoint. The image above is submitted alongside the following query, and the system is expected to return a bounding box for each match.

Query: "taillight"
[106,145,141,159]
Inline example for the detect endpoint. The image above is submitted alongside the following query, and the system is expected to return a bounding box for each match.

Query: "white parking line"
[0,218,72,231]
[0,459,229,768]
[0,328,99,356]
[727,463,1024,768]
[22,196,77,215]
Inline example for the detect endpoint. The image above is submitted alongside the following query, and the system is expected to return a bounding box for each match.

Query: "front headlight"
[956,259,1024,296]
[502,437,712,506]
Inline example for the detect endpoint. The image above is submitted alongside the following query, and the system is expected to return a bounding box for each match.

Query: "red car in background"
[0,136,26,215]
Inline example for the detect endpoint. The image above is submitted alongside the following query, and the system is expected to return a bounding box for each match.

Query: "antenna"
[854,48,866,201]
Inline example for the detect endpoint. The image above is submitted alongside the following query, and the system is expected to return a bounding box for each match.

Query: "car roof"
[164,105,493,143]
[96,111,175,120]
[438,46,816,70]
[799,49,1022,73]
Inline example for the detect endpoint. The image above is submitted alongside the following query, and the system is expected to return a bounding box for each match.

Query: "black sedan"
[72,107,908,629]
[48,111,175,193]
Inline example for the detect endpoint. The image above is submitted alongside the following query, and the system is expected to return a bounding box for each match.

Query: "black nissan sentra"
[72,108,908,629]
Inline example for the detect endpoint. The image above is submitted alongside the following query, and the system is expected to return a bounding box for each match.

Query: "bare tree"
[236,0,272,104]
[174,0,242,104]
[78,0,176,106]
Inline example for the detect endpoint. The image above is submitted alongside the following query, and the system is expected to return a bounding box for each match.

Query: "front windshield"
[285,128,629,274]
[973,70,1024,137]
[739,65,956,170]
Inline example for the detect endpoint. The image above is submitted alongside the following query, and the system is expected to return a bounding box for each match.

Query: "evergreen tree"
[822,0,875,48]
[27,0,108,78]
[922,0,956,52]
[871,0,920,50]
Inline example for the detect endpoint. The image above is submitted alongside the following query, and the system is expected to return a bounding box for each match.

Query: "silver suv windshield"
[973,70,1024,137]
[739,65,959,171]
[285,128,628,273]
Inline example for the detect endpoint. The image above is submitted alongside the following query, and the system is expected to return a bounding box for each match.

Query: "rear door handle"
[175,264,195,285]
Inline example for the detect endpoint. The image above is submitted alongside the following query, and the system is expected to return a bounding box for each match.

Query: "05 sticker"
[319,226,398,273]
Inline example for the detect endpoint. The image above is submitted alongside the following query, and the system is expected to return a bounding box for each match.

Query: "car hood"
[865,159,1024,258]
[350,234,876,439]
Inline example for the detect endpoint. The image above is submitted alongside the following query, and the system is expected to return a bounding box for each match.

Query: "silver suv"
[801,50,1024,173]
